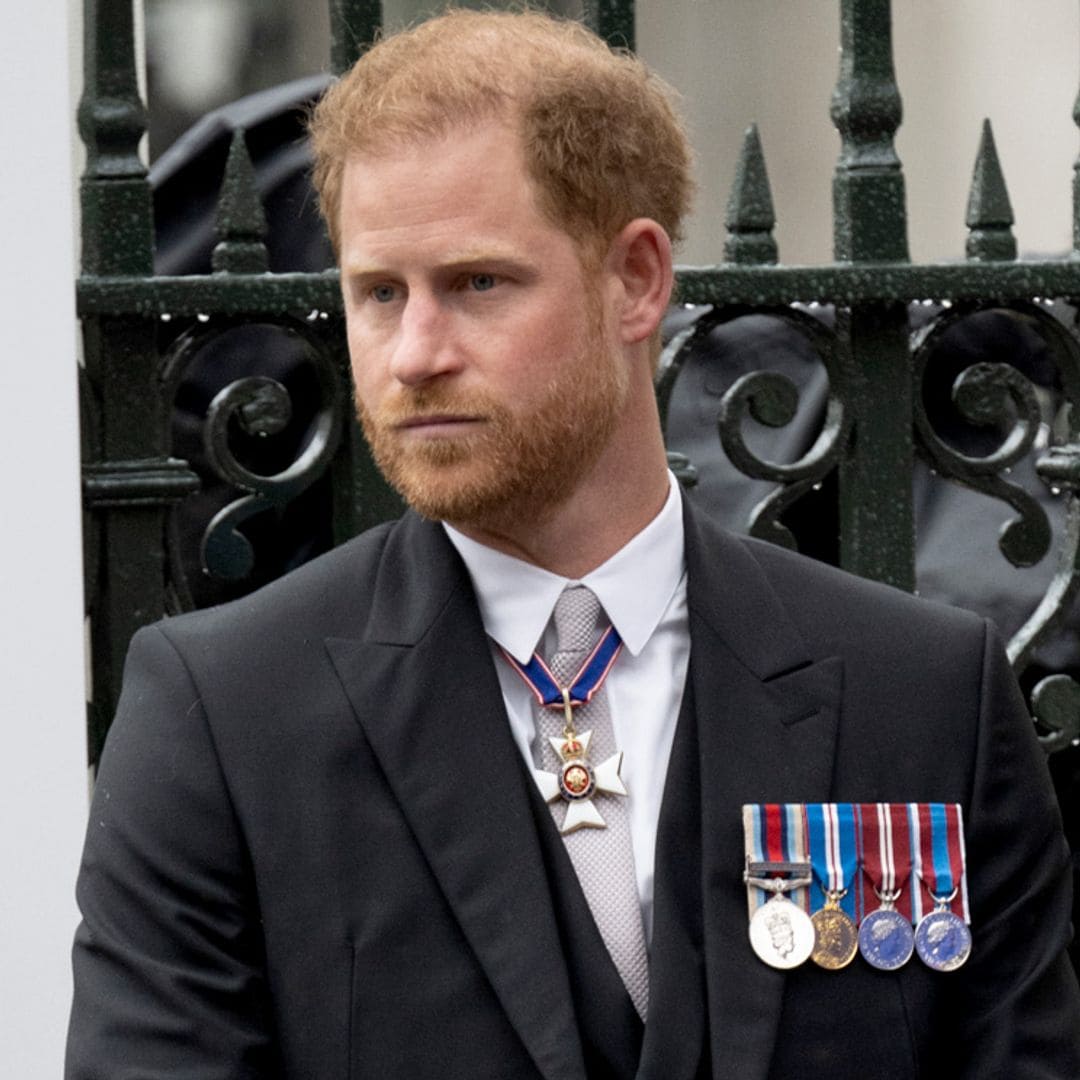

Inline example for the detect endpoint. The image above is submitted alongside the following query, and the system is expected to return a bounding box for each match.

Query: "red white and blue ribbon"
[743,803,811,913]
[500,625,623,709]
[805,803,858,920]
[910,802,969,922]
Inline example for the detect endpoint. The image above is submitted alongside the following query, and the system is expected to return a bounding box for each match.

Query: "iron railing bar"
[77,272,343,316]
[78,262,1080,317]
[676,263,1080,305]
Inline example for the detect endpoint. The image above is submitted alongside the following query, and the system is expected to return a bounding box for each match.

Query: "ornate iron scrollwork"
[161,316,346,610]
[913,302,1080,753]
[658,304,846,551]
[913,306,1054,569]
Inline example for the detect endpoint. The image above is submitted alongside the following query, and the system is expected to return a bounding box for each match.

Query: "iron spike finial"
[725,124,779,266]
[212,128,270,275]
[965,119,1017,262]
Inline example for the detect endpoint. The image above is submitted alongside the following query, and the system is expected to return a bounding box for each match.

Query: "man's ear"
[606,218,674,346]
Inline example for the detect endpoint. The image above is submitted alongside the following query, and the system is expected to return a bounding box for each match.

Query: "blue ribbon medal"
[805,803,859,970]
[501,626,628,834]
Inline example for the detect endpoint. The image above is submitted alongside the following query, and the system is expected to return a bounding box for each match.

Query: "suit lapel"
[325,515,585,1080]
[682,505,843,1080]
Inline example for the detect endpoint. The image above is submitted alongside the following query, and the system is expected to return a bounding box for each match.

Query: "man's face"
[338,121,628,531]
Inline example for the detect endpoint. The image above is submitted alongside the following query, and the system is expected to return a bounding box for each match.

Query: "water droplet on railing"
[196,313,210,323]
[307,309,319,321]
[812,481,823,491]
[160,312,172,322]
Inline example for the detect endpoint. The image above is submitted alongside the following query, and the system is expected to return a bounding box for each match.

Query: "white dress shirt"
[444,472,689,941]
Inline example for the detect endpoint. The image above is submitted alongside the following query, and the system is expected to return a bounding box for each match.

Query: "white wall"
[143,0,1080,267]
[0,0,88,1074]
[639,0,1079,266]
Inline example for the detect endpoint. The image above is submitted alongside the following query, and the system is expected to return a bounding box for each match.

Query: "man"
[67,10,1080,1079]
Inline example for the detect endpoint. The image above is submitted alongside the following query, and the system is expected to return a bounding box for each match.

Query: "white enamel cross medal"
[499,623,628,834]
[534,689,628,834]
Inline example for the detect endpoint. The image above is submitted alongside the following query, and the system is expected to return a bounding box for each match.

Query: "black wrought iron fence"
[79,0,1080,793]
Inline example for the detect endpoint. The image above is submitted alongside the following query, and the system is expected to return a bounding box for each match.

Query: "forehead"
[337,121,560,260]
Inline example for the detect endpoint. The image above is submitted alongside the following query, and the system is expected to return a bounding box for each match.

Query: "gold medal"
[810,893,858,970]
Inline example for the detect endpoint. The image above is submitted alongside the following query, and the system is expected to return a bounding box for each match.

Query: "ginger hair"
[308,8,693,262]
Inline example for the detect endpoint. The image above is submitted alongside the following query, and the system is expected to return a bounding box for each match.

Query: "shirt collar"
[444,471,686,663]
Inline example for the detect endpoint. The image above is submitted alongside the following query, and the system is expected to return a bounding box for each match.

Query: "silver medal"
[748,892,816,969]
[914,908,972,972]
[859,907,916,970]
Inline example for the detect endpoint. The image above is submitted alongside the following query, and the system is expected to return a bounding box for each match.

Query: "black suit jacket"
[67,502,1080,1078]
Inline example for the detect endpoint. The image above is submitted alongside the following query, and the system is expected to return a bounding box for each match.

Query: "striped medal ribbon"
[857,803,916,970]
[742,804,815,969]
[911,803,972,971]
[500,625,623,711]
[806,803,859,969]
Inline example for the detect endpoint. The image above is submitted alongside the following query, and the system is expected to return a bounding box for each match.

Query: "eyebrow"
[342,247,540,280]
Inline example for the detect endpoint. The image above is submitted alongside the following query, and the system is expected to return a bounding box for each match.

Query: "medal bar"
[742,802,971,974]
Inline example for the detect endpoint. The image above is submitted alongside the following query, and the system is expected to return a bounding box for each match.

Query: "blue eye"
[470,274,497,292]
[370,283,396,303]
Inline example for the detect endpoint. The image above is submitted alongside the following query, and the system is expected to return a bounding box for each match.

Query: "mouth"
[394,413,484,437]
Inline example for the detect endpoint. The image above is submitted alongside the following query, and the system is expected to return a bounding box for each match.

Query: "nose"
[388,293,462,386]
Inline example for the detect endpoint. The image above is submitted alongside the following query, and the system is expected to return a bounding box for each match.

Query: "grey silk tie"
[535,584,650,1019]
